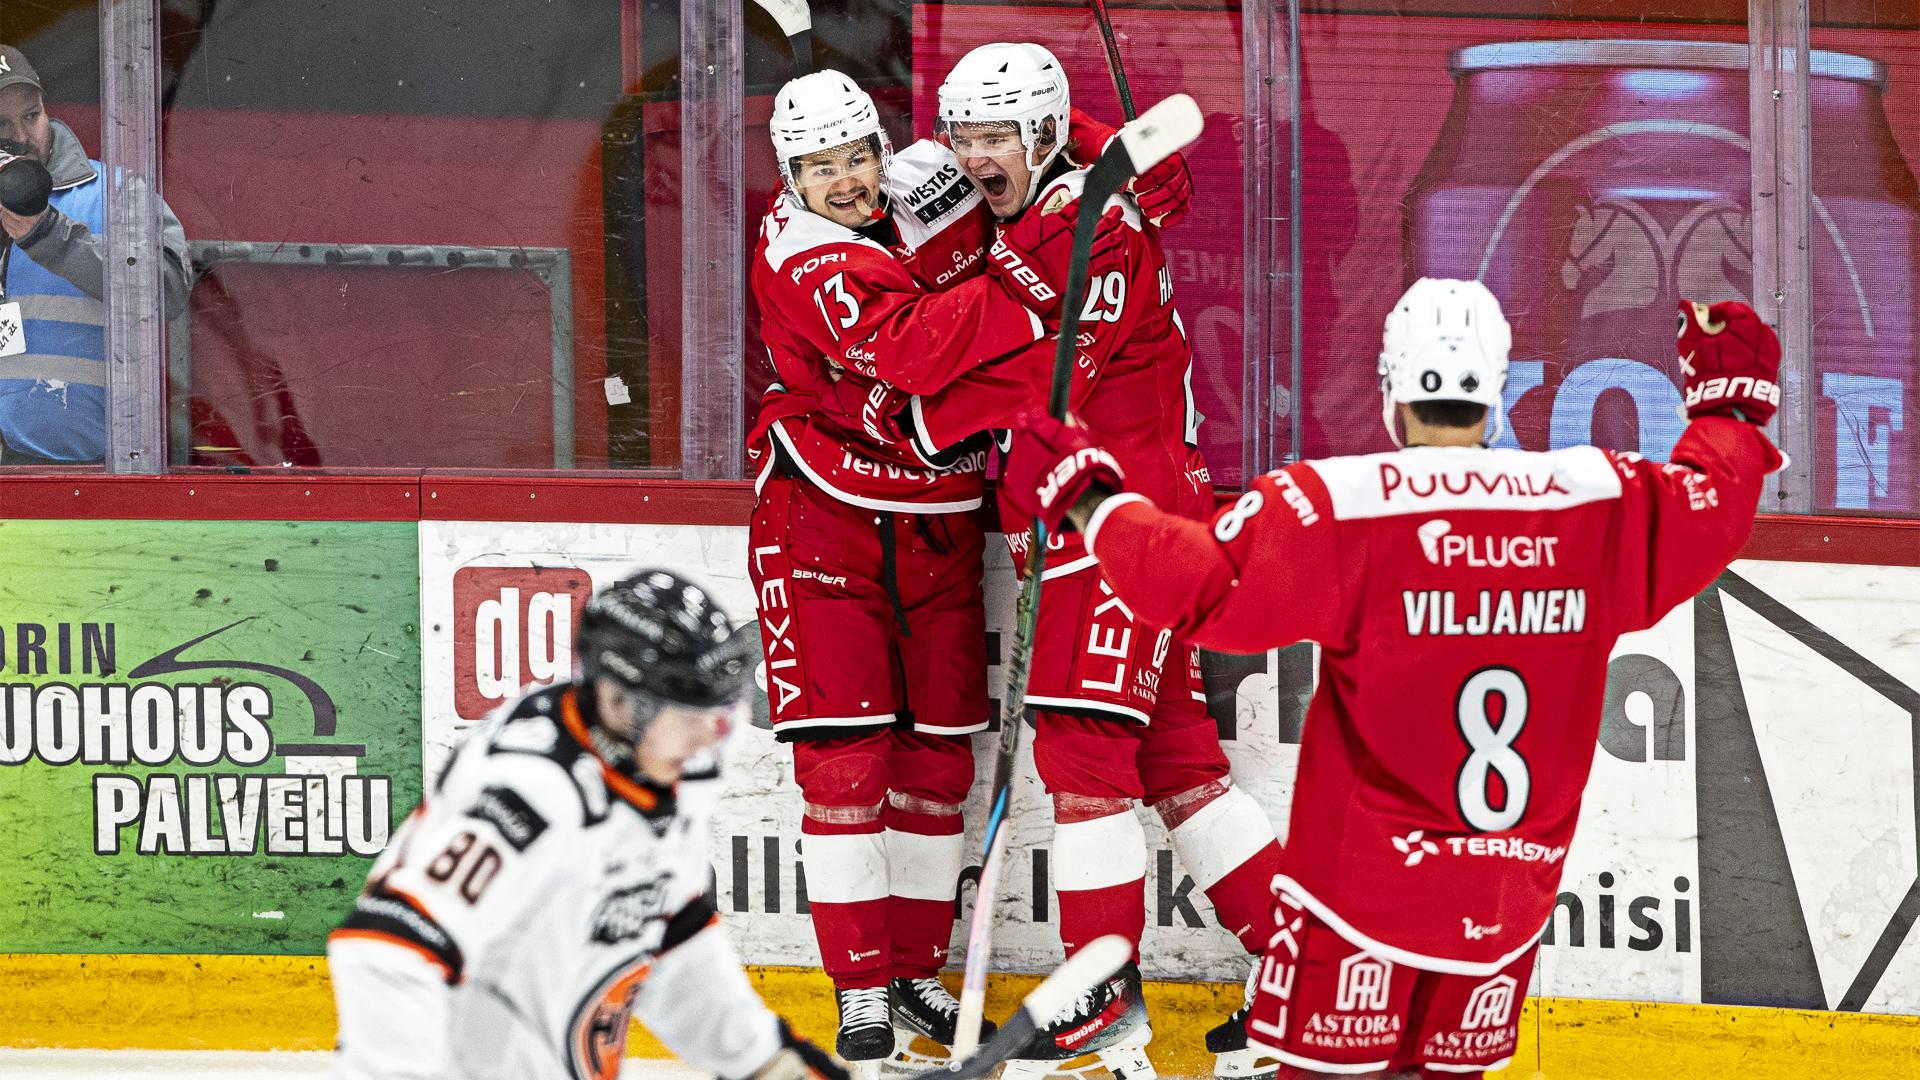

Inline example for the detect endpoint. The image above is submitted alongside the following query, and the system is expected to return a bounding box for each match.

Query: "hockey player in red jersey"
[907,42,1284,1080]
[1000,281,1786,1079]
[748,69,1019,1074]
[746,68,1179,1074]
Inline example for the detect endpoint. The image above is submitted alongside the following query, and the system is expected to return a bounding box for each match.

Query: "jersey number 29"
[1455,666,1530,832]
[1079,271,1127,323]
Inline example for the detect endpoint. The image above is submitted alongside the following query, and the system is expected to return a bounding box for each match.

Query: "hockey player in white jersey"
[328,571,847,1080]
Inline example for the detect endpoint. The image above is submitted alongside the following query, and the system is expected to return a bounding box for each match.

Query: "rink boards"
[0,508,1916,1075]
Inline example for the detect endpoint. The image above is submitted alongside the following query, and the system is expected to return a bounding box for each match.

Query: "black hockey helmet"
[576,570,757,708]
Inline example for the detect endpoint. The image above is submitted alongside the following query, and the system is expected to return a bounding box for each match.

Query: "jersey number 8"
[1455,666,1530,832]
[1213,490,1265,542]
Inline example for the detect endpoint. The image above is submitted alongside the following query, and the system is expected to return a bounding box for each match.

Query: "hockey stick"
[917,936,1131,1080]
[750,0,813,77]
[951,93,1206,1058]
[1087,0,1137,120]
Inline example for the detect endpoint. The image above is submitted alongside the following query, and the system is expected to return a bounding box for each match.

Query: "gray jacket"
[16,118,191,313]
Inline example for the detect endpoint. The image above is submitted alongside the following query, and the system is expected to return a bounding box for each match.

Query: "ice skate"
[883,976,997,1072]
[998,961,1155,1080]
[835,986,895,1080]
[1206,965,1278,1080]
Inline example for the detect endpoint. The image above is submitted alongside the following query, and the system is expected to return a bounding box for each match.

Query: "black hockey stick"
[750,0,813,77]
[919,936,1131,1080]
[951,93,1206,1056]
[1087,0,1137,120]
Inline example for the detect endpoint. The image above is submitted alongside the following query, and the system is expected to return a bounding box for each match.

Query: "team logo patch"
[467,785,549,852]
[588,878,672,945]
[1393,829,1440,866]
[1459,968,1520,1022]
[1042,187,1072,215]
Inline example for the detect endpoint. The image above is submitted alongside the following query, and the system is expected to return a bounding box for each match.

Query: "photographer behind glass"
[0,44,188,466]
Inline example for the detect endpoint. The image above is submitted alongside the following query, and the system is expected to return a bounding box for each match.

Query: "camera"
[0,147,53,217]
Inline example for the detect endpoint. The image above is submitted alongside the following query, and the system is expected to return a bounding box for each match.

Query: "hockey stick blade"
[749,0,813,76]
[1113,93,1202,177]
[750,0,811,37]
[914,935,1132,1080]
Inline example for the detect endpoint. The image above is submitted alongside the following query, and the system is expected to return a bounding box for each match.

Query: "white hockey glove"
[742,1021,849,1080]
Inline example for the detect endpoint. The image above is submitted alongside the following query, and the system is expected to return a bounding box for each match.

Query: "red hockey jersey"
[908,168,1212,570]
[748,140,1045,513]
[1081,418,1781,971]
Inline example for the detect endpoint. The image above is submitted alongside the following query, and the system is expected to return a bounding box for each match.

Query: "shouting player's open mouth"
[963,161,1022,217]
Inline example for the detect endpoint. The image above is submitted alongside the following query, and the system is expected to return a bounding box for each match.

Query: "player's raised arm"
[999,412,1348,654]
[1611,300,1787,634]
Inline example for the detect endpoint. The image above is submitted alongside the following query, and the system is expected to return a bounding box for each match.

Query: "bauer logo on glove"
[1002,412,1127,534]
[988,238,1057,307]
[1038,446,1126,513]
[1676,299,1783,425]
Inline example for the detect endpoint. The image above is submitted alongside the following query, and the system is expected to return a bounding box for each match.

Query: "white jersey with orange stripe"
[326,683,782,1080]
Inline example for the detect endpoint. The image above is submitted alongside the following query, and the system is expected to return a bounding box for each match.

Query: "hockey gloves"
[1677,299,1782,425]
[1131,152,1193,230]
[816,370,911,447]
[1066,107,1193,229]
[987,200,1126,323]
[1001,411,1126,535]
[744,1021,850,1080]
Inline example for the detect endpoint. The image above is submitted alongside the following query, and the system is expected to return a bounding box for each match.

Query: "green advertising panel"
[0,520,421,954]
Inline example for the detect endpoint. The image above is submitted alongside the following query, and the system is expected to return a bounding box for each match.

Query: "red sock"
[884,798,965,977]
[1052,799,1148,957]
[803,816,890,988]
[1160,781,1284,955]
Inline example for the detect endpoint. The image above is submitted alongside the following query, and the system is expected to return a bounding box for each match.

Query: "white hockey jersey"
[328,684,782,1080]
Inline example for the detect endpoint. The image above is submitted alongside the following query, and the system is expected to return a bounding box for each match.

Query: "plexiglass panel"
[1299,3,1755,467]
[1810,3,1920,513]
[0,3,113,467]
[158,2,623,469]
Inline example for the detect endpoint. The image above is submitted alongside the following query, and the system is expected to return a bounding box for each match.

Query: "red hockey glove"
[816,370,910,446]
[1001,411,1127,534]
[1677,299,1782,425]
[1066,106,1119,166]
[1064,106,1192,228]
[987,201,1126,322]
[1129,153,1192,230]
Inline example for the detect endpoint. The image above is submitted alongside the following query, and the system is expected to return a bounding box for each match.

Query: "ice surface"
[0,1050,710,1079]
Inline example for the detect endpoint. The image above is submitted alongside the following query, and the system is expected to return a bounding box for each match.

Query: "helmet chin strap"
[1019,135,1065,212]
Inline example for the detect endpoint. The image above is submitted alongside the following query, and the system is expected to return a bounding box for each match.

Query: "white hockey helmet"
[937,42,1071,187]
[769,70,893,195]
[1377,278,1512,444]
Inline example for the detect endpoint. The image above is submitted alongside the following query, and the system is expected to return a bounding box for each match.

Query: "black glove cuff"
[17,206,58,249]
